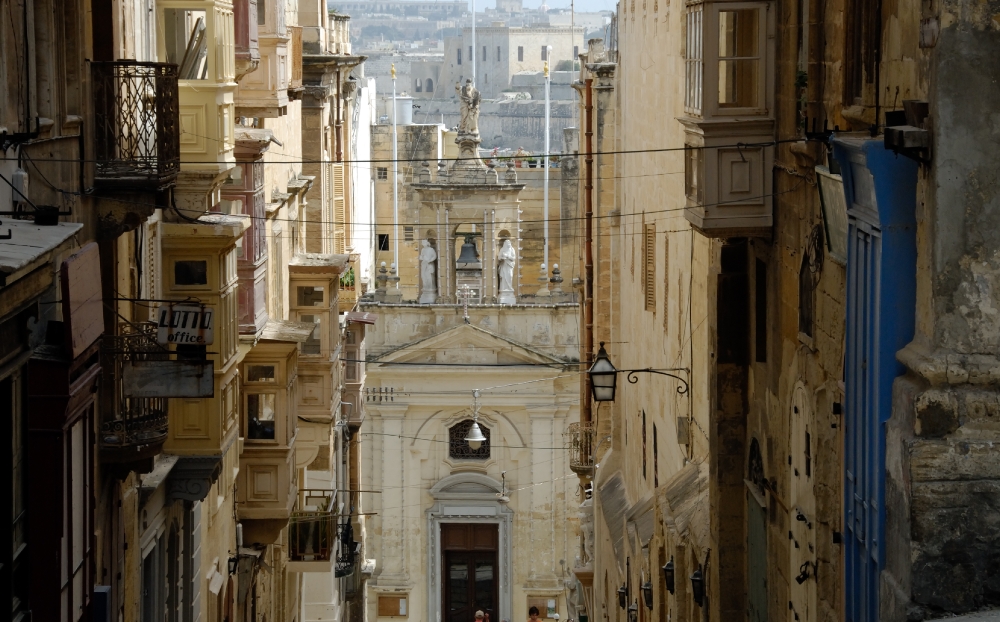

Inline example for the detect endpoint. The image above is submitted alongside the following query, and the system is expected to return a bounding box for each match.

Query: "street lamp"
[640,581,653,610]
[587,342,690,402]
[465,390,487,450]
[662,557,675,594]
[588,342,618,402]
[627,600,639,622]
[690,566,705,607]
[617,584,627,610]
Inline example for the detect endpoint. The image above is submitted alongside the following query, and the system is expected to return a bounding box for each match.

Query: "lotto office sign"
[157,304,214,345]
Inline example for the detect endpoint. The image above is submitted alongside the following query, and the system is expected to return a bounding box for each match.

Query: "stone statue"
[456,79,481,135]
[419,239,437,304]
[497,239,516,304]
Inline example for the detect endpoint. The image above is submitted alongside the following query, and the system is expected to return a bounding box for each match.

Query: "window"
[541,46,547,61]
[378,233,390,251]
[301,314,322,355]
[426,78,433,92]
[641,410,647,479]
[518,46,523,61]
[497,45,502,61]
[377,166,388,180]
[164,9,209,79]
[653,423,659,487]
[643,223,656,311]
[684,145,703,203]
[448,420,491,460]
[662,232,670,327]
[685,6,703,113]
[843,0,879,103]
[755,258,767,362]
[574,45,579,59]
[404,226,414,241]
[798,255,813,337]
[482,45,487,61]
[718,8,760,108]
[415,78,423,92]
[458,48,462,64]
[174,259,208,286]
[297,285,325,306]
[246,365,276,382]
[247,393,276,439]
[469,46,473,62]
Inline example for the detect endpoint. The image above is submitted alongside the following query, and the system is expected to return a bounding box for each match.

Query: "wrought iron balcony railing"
[289,491,336,565]
[567,422,597,477]
[100,322,169,462]
[92,61,180,189]
[335,521,359,578]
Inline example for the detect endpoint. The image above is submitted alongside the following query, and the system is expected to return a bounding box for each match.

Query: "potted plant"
[527,157,537,168]
[549,155,560,168]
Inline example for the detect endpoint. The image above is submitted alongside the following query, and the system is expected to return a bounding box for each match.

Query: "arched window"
[415,79,423,93]
[426,78,434,92]
[448,419,491,460]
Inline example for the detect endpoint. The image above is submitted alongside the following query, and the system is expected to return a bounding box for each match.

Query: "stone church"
[356,83,585,622]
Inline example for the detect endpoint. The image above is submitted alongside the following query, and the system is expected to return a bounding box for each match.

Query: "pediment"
[430,472,503,500]
[372,324,564,366]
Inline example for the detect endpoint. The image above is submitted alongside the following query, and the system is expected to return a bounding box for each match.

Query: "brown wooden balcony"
[567,422,597,477]
[287,490,337,572]
[92,61,180,190]
[100,322,169,466]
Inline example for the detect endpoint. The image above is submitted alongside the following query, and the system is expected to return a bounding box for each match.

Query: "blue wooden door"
[845,218,882,622]
[836,137,917,622]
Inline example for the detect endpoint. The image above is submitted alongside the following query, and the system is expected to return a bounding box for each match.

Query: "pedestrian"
[475,610,486,622]
[528,606,541,622]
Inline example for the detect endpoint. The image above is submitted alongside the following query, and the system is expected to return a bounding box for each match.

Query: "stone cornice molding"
[897,342,1000,386]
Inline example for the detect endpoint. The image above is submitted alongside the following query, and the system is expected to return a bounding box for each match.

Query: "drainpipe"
[582,77,594,425]
[336,68,343,162]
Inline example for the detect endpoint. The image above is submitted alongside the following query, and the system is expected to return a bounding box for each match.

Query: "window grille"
[404,226,414,241]
[643,223,656,311]
[376,167,388,180]
[684,6,703,114]
[448,419,491,460]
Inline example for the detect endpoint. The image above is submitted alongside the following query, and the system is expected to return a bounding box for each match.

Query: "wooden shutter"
[332,163,346,254]
[662,232,670,328]
[643,223,656,310]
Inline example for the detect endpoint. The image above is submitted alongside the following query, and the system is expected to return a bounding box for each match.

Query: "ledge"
[897,342,1000,387]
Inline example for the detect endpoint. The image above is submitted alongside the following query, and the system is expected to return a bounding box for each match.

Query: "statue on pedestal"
[456,79,481,136]
[419,239,438,304]
[498,239,516,305]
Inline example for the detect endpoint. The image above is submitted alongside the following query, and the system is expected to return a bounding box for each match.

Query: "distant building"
[331,0,468,18]
[495,0,523,13]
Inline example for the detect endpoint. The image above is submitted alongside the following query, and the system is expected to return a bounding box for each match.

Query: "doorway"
[442,524,499,622]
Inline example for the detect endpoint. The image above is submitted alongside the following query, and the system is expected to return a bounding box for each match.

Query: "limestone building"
[355,82,585,622]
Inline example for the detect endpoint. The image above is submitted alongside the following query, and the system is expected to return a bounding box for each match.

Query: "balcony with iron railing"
[287,490,359,575]
[100,322,170,465]
[567,422,597,477]
[92,61,180,190]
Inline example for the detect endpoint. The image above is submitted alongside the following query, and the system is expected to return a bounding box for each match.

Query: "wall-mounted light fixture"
[587,342,690,403]
[640,580,653,610]
[690,566,705,607]
[617,584,627,610]
[662,557,675,594]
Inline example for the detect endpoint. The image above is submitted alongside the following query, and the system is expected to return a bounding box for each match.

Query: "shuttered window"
[643,223,656,311]
[332,163,346,254]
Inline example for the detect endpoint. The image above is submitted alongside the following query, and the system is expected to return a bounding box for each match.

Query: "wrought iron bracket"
[622,368,690,395]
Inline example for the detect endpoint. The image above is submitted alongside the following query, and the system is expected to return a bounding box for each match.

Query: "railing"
[100,322,169,460]
[335,522,358,577]
[288,490,337,563]
[567,422,597,477]
[92,61,180,189]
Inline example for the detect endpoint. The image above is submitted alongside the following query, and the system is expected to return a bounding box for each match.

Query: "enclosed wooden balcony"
[287,490,337,572]
[91,61,180,190]
[237,320,313,545]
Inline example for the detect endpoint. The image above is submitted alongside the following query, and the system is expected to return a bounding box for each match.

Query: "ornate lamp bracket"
[623,368,691,395]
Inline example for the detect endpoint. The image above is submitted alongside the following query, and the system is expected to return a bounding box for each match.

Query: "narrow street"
[2,0,1000,621]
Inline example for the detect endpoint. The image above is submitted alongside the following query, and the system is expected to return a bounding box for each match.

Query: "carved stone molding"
[168,454,224,502]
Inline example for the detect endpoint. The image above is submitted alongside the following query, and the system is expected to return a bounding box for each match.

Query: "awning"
[345,311,378,325]
[0,220,83,286]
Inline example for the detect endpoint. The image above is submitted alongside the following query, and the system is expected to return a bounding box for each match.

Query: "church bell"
[456,235,481,267]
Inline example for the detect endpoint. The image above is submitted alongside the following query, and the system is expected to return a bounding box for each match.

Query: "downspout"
[582,77,594,425]
[336,69,344,162]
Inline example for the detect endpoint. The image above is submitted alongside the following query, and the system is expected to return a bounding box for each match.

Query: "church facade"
[356,82,585,622]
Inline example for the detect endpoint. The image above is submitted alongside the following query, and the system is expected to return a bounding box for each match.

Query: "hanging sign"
[157,304,214,345]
